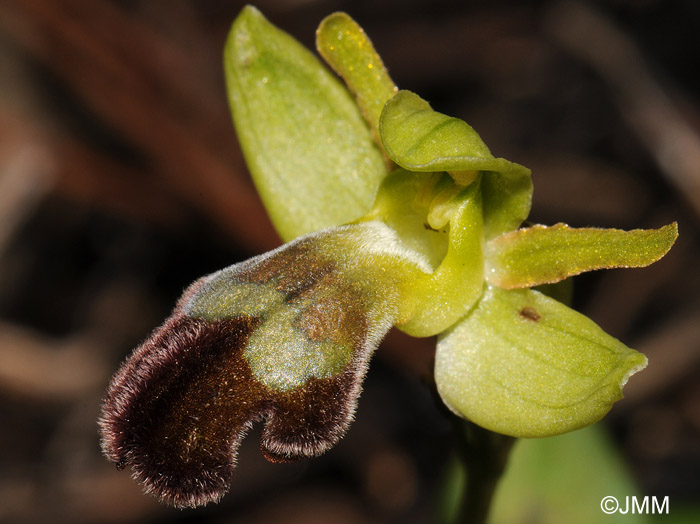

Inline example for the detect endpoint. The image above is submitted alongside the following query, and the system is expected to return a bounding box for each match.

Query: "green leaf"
[224,6,387,242]
[379,91,531,177]
[434,285,647,438]
[316,12,397,144]
[488,426,649,524]
[485,222,678,289]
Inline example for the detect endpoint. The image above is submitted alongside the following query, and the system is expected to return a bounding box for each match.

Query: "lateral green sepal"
[485,222,678,289]
[224,6,387,241]
[435,285,648,438]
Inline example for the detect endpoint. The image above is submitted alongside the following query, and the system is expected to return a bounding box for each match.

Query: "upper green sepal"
[224,6,387,241]
[435,285,648,438]
[485,222,678,289]
[379,90,531,177]
[378,90,533,238]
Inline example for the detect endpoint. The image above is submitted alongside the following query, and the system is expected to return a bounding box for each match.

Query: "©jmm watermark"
[601,496,669,515]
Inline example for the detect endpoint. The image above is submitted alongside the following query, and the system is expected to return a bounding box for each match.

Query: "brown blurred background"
[0,0,698,522]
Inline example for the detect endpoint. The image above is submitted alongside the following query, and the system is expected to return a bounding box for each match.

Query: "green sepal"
[362,170,485,337]
[224,6,387,241]
[379,90,531,177]
[316,12,397,145]
[379,90,532,238]
[435,285,647,438]
[481,168,533,240]
[485,222,678,289]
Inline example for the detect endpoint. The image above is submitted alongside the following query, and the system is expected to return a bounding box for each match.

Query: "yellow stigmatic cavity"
[362,170,485,337]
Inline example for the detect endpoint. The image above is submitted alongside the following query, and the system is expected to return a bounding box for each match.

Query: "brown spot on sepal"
[99,270,380,508]
[519,306,541,322]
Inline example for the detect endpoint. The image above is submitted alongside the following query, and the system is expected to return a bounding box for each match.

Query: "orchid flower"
[99,7,677,508]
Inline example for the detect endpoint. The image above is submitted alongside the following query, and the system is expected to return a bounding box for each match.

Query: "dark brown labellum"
[99,233,395,508]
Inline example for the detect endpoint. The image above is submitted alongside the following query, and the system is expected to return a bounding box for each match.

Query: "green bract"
[222,8,677,439]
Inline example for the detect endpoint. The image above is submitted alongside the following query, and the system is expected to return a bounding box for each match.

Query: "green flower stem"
[449,417,515,524]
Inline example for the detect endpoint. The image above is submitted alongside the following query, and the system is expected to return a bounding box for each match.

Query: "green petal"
[435,285,647,438]
[316,12,397,144]
[485,222,678,289]
[224,6,387,241]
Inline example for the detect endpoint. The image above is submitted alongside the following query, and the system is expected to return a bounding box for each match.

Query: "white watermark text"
[601,496,669,515]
